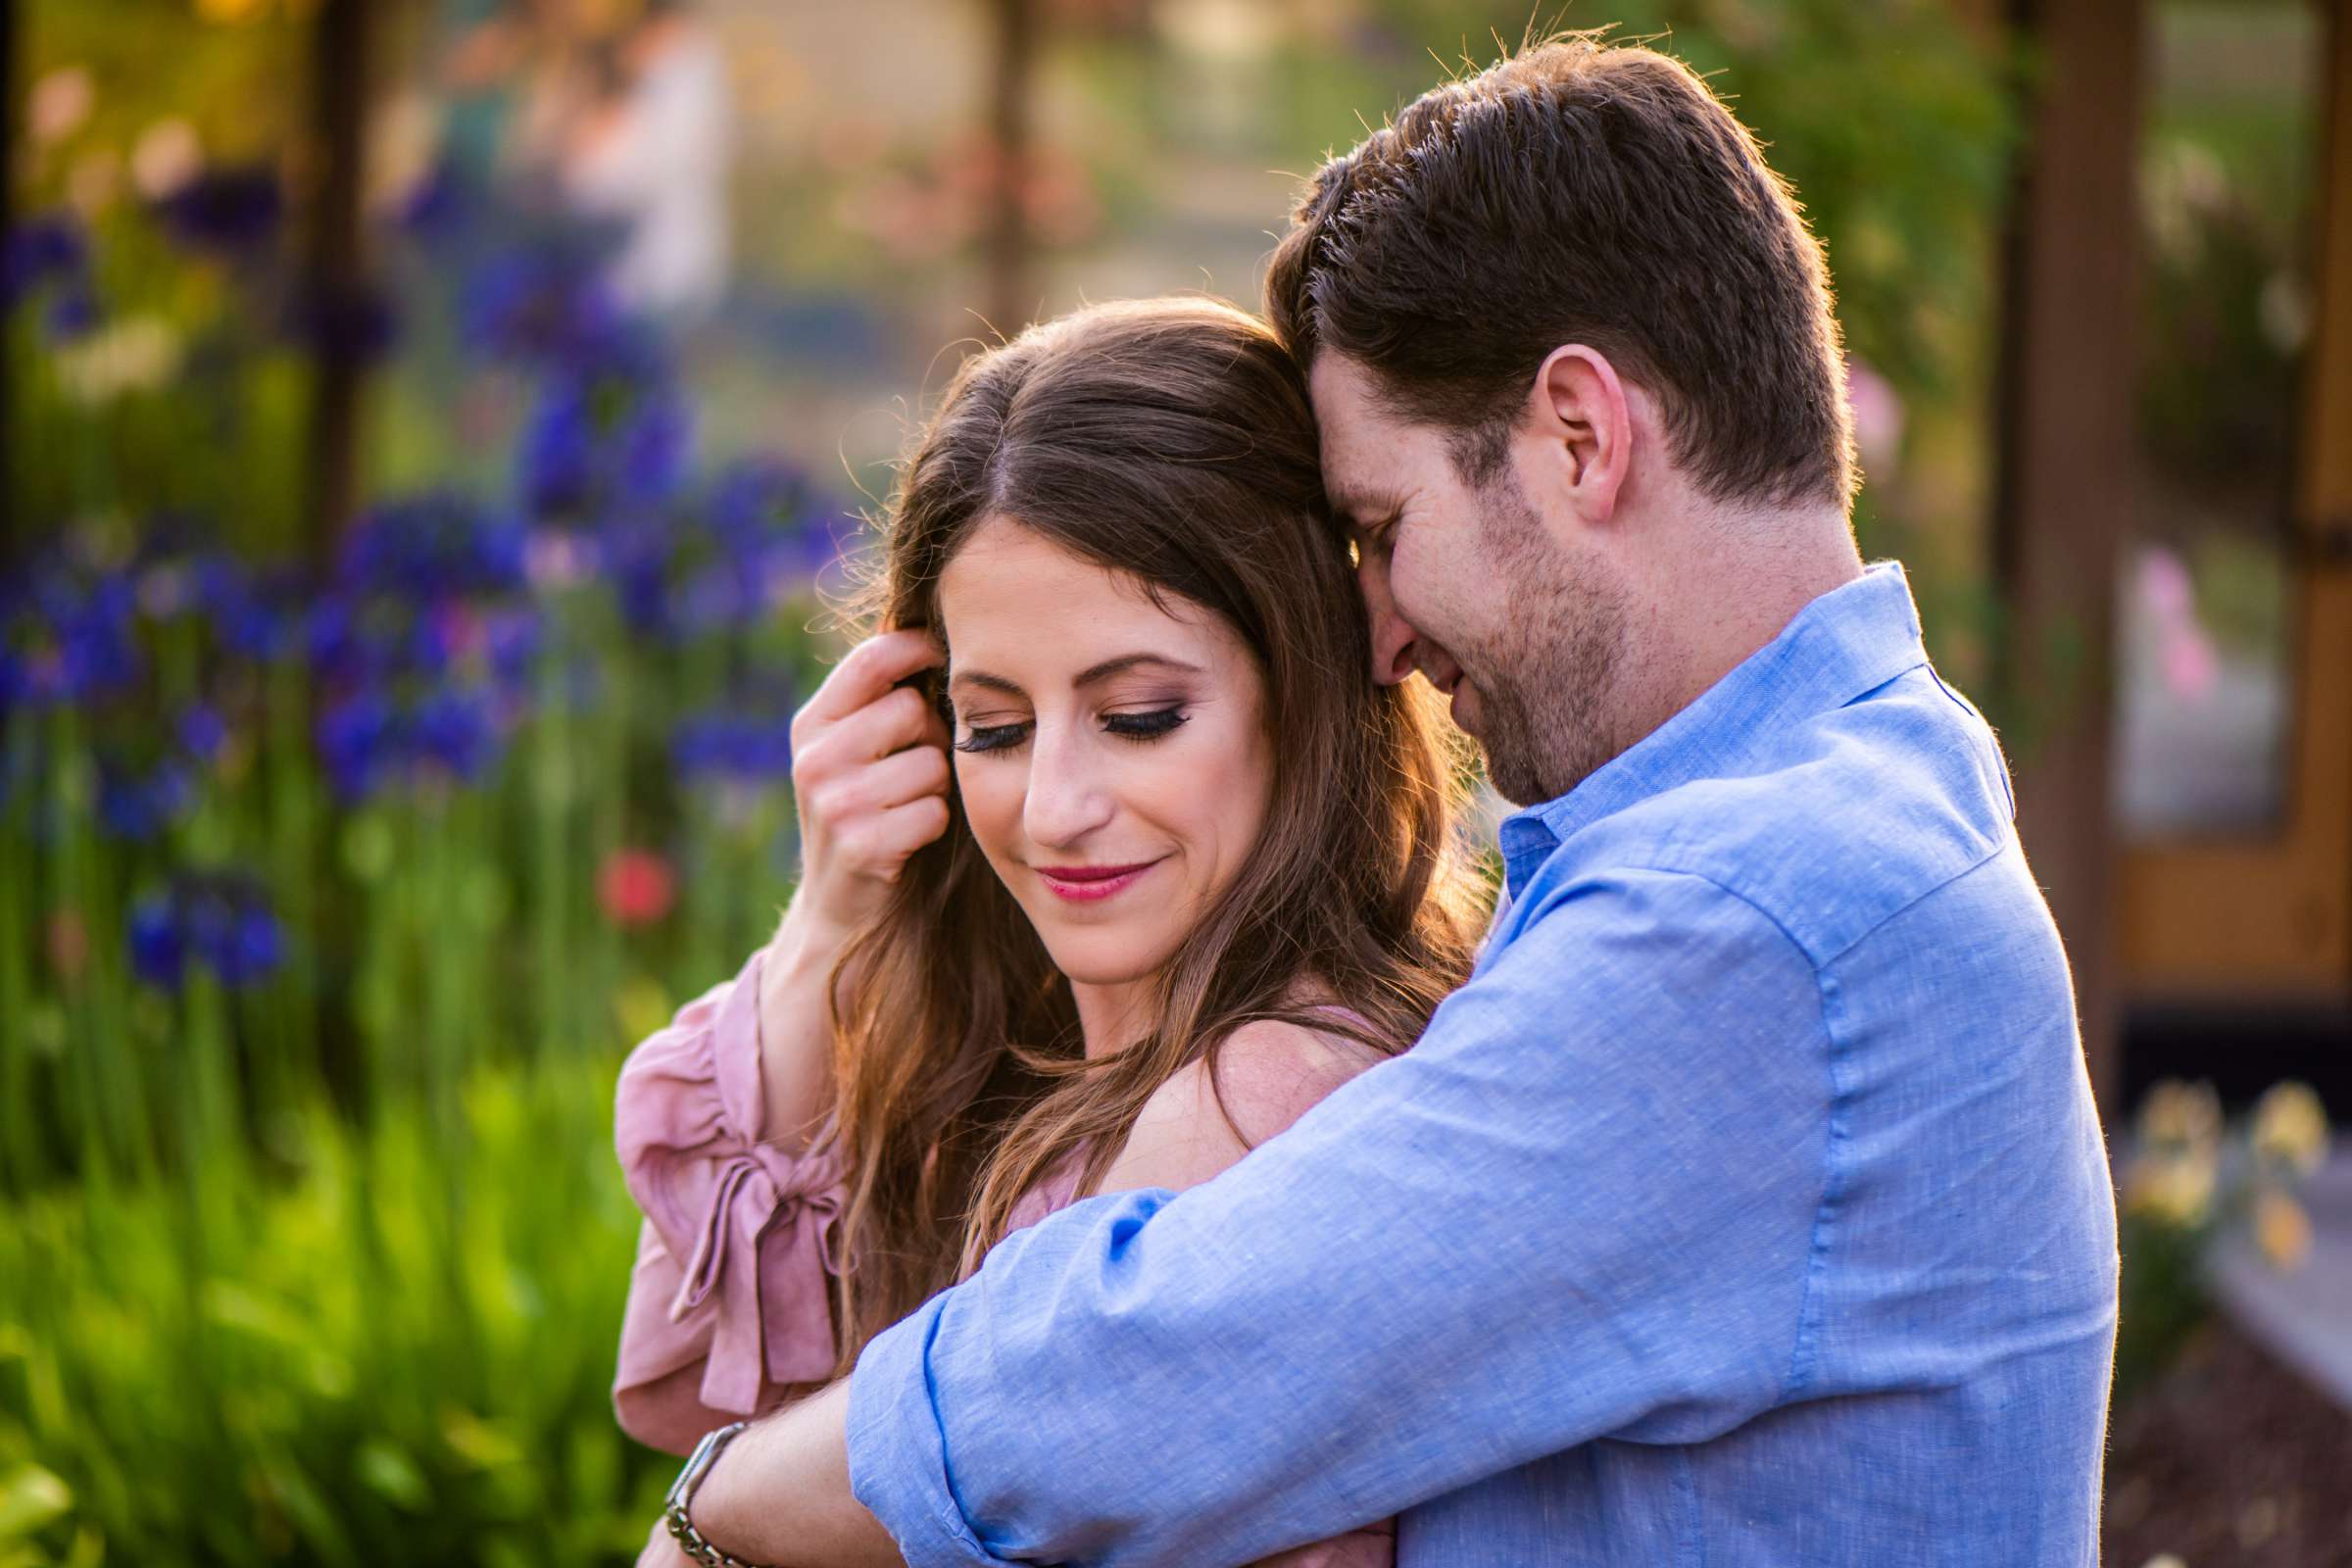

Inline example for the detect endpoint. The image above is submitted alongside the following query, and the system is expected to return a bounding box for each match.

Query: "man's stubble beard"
[1458,474,1634,808]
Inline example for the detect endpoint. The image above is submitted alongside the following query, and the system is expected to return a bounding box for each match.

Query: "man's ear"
[1525,345,1634,528]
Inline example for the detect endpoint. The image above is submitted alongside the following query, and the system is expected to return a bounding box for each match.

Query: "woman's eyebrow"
[947,668,1024,697]
[1071,653,1204,687]
[947,654,1203,696]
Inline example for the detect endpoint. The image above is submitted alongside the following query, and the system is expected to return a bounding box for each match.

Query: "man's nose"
[1022,724,1116,848]
[1358,557,1421,687]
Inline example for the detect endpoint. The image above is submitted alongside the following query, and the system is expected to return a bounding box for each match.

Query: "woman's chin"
[1038,931,1172,993]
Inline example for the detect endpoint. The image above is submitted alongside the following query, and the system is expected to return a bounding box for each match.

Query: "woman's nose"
[1022,724,1116,848]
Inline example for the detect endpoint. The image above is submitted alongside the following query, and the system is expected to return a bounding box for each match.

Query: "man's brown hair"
[1265,33,1856,509]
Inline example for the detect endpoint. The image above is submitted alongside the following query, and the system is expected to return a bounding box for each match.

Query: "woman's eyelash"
[950,708,1189,754]
[1104,707,1188,741]
[954,722,1028,755]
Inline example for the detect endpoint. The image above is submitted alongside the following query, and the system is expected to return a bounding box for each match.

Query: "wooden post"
[1,0,18,559]
[304,0,375,565]
[1990,0,2146,1111]
[982,0,1037,338]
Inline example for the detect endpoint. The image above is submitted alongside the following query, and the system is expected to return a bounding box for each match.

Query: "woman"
[613,298,1485,1565]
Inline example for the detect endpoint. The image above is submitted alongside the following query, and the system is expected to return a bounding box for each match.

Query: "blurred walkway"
[2211,1142,2352,1410]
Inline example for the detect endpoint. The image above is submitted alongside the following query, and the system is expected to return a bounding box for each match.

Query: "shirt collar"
[1496,561,1930,898]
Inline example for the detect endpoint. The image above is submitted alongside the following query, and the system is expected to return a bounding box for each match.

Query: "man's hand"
[637,1381,903,1568]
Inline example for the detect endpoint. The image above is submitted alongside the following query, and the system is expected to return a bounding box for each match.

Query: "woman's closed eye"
[954,718,1029,754]
[952,706,1191,755]
[1102,706,1188,741]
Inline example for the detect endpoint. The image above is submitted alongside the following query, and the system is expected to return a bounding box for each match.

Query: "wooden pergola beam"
[304,0,376,565]
[1991,0,2147,1111]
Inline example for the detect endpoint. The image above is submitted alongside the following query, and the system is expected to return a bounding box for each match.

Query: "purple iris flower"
[128,896,186,990]
[520,381,595,518]
[485,608,542,689]
[200,558,304,662]
[96,756,194,841]
[127,872,284,993]
[338,493,527,602]
[318,690,399,802]
[411,686,498,780]
[620,384,692,504]
[462,248,625,367]
[178,704,226,762]
[1,213,87,309]
[6,562,142,706]
[45,283,99,341]
[670,691,796,784]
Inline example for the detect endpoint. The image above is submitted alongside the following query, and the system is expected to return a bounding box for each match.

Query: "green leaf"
[0,1464,72,1544]
[355,1440,430,1513]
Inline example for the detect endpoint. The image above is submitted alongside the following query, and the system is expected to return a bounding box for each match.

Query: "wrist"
[754,906,853,1152]
[770,900,857,974]
[664,1423,776,1568]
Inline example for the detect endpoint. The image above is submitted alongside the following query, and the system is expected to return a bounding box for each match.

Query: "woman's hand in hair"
[751,632,951,1152]
[783,630,954,944]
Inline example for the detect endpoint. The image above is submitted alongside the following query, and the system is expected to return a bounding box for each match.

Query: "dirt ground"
[2103,1318,2352,1567]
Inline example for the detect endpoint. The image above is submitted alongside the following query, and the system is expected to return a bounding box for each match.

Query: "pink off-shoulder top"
[612,944,1396,1567]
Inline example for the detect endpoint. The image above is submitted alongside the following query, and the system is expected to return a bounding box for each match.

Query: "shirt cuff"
[845,1294,1007,1567]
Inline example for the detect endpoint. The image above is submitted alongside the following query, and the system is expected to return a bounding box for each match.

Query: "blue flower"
[1,213,87,310]
[44,282,99,341]
[212,904,284,988]
[178,704,226,762]
[620,384,692,504]
[519,380,595,518]
[318,689,398,801]
[128,895,186,990]
[96,755,193,841]
[127,872,284,993]
[670,699,796,784]
[461,248,625,367]
[518,367,692,521]
[4,559,142,707]
[338,493,526,601]
[485,608,542,689]
[199,557,303,662]
[411,686,498,780]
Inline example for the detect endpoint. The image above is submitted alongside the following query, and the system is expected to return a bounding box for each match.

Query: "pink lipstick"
[1035,859,1160,903]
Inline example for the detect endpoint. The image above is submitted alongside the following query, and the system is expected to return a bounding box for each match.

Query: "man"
[647,34,2118,1566]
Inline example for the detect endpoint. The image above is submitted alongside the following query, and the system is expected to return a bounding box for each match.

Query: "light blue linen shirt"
[847,563,2120,1566]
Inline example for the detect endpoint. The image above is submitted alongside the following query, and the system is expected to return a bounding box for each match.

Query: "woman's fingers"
[858,794,953,871]
[792,630,942,741]
[824,738,951,816]
[794,686,943,788]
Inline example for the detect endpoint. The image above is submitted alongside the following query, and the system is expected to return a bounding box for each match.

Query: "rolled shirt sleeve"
[847,867,1834,1567]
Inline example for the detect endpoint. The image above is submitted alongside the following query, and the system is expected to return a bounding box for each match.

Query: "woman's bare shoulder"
[1094,1016,1387,1197]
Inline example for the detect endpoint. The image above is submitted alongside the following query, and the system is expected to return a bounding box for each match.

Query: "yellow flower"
[2250,1082,2329,1180]
[195,0,269,23]
[2136,1079,2221,1153]
[2123,1149,2216,1228]
[2253,1188,2312,1271]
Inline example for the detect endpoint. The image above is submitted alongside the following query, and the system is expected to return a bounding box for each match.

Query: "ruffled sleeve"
[612,945,847,1454]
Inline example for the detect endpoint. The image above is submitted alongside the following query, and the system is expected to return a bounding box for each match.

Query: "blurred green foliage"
[0,1061,667,1567]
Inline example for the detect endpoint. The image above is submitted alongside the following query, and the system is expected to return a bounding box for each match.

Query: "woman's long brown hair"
[818,297,1485,1375]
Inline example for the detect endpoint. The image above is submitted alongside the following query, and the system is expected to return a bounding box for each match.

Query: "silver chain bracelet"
[663,1421,778,1568]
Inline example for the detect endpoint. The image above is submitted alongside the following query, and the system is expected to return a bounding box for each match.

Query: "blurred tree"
[304,0,379,564]
[985,0,1038,332]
